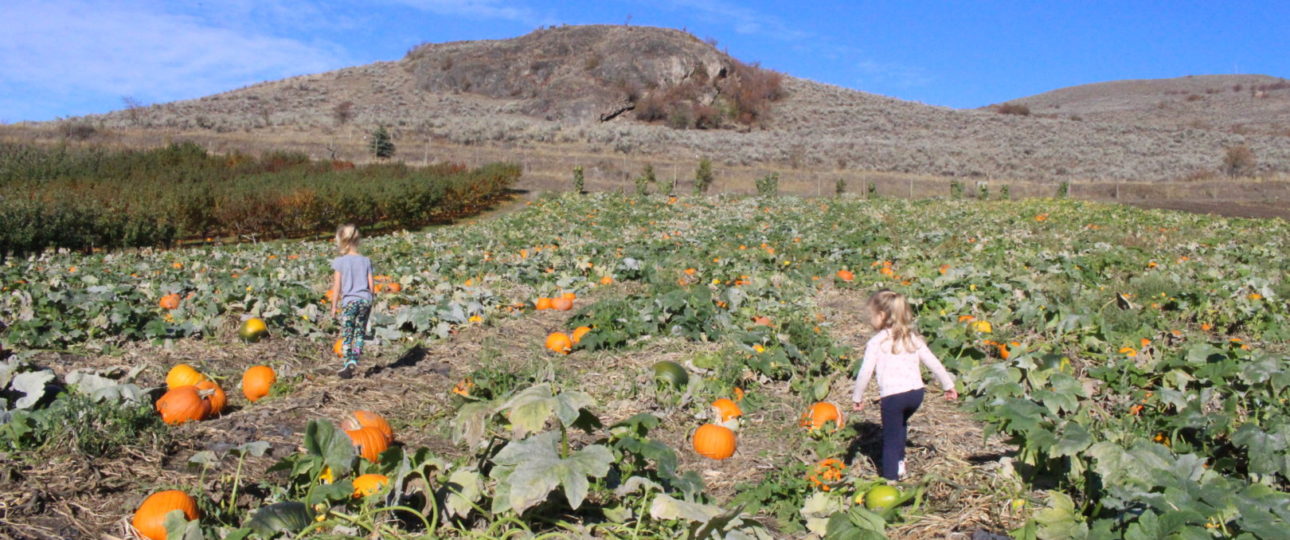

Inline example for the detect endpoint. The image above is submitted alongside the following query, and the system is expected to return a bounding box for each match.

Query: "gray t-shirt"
[331,254,373,305]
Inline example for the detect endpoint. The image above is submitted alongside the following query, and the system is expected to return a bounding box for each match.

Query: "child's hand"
[853,401,865,412]
[945,389,959,401]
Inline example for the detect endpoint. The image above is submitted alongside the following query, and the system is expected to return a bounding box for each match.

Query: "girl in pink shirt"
[852,289,958,480]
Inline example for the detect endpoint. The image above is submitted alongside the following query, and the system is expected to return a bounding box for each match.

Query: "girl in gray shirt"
[329,224,374,379]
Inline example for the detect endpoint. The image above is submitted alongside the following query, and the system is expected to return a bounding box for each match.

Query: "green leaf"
[162,510,202,540]
[442,469,483,519]
[491,432,613,514]
[11,369,54,409]
[303,420,355,474]
[246,501,313,537]
[1053,423,1093,457]
[497,383,594,438]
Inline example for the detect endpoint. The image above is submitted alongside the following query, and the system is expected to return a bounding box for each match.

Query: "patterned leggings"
[339,299,372,367]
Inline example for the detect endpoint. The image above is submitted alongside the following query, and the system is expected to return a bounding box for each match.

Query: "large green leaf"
[497,383,594,438]
[303,420,355,474]
[491,431,613,514]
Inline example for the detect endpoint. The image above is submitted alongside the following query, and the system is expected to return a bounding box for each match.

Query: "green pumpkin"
[238,318,268,343]
[652,360,689,389]
[864,485,902,511]
[247,501,312,537]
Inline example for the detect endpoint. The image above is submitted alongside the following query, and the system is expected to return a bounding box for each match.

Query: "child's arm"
[917,341,958,400]
[852,340,879,410]
[330,271,342,317]
[367,268,375,294]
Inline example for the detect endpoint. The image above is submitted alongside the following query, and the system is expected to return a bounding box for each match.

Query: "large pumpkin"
[241,365,276,402]
[801,402,844,432]
[345,426,390,462]
[156,386,210,425]
[195,379,227,416]
[535,297,553,311]
[545,332,572,354]
[165,364,206,390]
[692,424,736,460]
[239,318,269,342]
[132,490,200,540]
[340,410,394,444]
[158,293,181,310]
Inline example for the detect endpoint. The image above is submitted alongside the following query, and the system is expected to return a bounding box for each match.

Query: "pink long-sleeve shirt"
[852,329,955,402]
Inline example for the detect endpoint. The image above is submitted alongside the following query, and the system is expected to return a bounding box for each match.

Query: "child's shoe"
[338,364,356,379]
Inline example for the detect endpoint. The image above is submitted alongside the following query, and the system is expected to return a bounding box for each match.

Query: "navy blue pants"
[879,388,924,480]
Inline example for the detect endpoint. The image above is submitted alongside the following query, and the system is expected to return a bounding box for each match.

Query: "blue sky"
[2,1,1288,122]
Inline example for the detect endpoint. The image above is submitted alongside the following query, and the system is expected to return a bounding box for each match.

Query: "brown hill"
[998,74,1290,136]
[39,25,1290,183]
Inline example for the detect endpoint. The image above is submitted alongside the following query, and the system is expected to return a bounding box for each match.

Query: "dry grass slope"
[16,25,1290,184]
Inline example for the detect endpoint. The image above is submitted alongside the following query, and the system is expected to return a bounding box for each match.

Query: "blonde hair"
[867,289,918,354]
[335,224,361,254]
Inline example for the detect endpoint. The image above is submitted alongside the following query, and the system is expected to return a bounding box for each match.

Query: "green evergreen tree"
[369,126,395,158]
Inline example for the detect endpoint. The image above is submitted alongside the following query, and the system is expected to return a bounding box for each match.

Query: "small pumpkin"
[692,424,737,460]
[165,364,207,389]
[195,379,227,416]
[383,282,403,294]
[836,269,855,282]
[239,318,268,343]
[132,490,200,540]
[156,386,210,425]
[545,332,573,354]
[158,293,181,310]
[352,474,389,497]
[551,296,574,311]
[333,338,345,358]
[752,316,772,327]
[800,402,844,432]
[570,326,592,344]
[345,426,390,462]
[340,410,394,444]
[599,276,614,285]
[561,292,577,301]
[535,297,553,311]
[711,398,742,430]
[242,365,276,402]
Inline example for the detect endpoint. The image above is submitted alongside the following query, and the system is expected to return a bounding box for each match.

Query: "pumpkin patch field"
[1,192,1287,538]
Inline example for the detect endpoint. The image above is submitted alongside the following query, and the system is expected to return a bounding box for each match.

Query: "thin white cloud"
[654,0,810,41]
[0,0,345,117]
[384,0,547,25]
[856,59,934,89]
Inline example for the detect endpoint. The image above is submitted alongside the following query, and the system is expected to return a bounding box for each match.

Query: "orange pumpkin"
[711,398,743,430]
[836,269,855,282]
[693,424,737,460]
[561,292,577,301]
[801,402,844,432]
[752,316,772,327]
[346,426,390,462]
[545,332,573,354]
[333,338,345,358]
[241,365,276,402]
[132,490,200,540]
[551,296,574,311]
[383,282,403,293]
[340,410,394,444]
[571,326,592,344]
[156,386,210,425]
[535,297,553,311]
[352,474,389,497]
[165,364,206,390]
[158,293,181,310]
[195,380,226,416]
[599,276,614,285]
